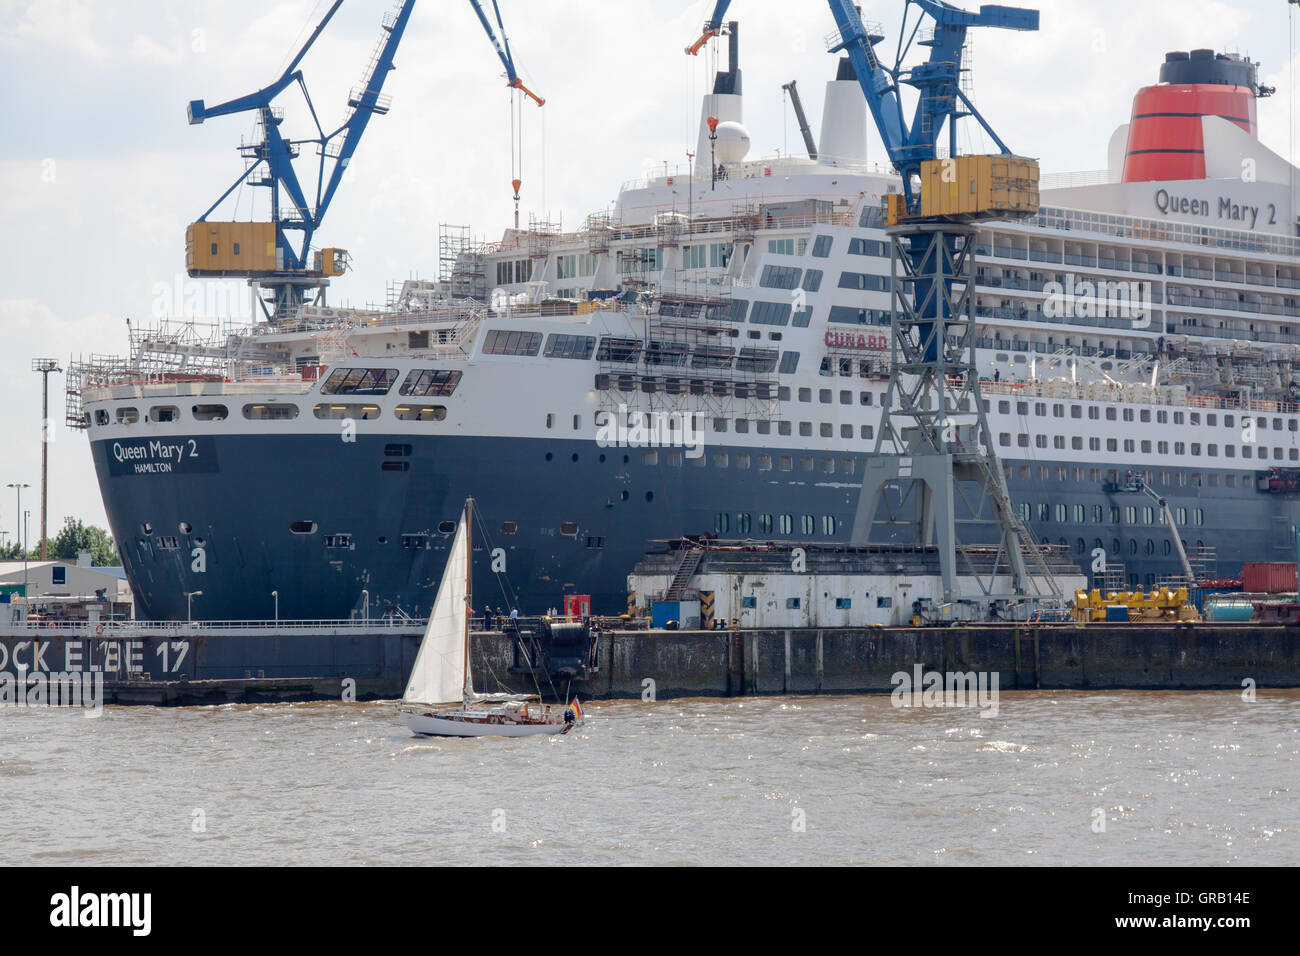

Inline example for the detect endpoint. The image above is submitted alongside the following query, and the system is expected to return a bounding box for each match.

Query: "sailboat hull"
[400,708,576,738]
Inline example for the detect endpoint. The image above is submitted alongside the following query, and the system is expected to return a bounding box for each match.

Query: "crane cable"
[1290,1,1295,201]
[510,87,522,217]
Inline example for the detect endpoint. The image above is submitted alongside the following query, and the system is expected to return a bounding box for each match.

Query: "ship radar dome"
[713,121,751,164]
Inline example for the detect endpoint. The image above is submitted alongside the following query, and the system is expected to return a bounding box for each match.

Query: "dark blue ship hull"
[91,433,1300,621]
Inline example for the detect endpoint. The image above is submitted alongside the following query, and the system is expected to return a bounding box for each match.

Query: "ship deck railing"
[80,376,318,403]
[0,618,428,639]
[483,209,857,257]
[0,615,611,639]
[616,156,896,193]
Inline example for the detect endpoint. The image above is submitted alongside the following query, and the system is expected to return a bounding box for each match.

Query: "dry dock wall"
[481,625,1300,699]
[3,625,1296,705]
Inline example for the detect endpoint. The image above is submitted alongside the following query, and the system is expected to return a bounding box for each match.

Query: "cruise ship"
[69,31,1300,621]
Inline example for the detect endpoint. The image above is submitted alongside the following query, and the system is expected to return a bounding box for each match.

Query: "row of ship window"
[598,234,890,284]
[318,367,462,397]
[540,443,869,474]
[992,399,1299,431]
[997,430,1300,461]
[714,513,838,536]
[1008,465,1247,489]
[1016,502,1206,527]
[1069,538,1201,561]
[96,403,449,425]
[538,447,1263,491]
[757,262,890,294]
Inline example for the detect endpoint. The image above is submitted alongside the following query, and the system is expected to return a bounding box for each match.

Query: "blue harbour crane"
[186,0,542,322]
[689,0,1037,211]
[690,1,1059,607]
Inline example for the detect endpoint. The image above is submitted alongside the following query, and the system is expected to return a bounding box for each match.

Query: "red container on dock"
[1240,562,1297,594]
[563,594,591,619]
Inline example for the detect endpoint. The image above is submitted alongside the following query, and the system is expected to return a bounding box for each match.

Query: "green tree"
[49,517,119,566]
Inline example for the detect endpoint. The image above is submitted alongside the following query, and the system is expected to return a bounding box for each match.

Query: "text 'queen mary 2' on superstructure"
[70,34,1300,621]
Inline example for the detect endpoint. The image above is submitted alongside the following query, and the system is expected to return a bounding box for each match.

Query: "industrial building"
[629,539,1085,629]
[0,553,133,614]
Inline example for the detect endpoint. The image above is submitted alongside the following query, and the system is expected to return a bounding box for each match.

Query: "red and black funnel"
[1121,50,1260,184]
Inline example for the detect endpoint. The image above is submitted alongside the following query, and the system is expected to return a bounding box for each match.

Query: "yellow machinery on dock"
[1071,588,1201,623]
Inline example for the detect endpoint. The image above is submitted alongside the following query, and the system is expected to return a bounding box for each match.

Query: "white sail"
[402,515,469,706]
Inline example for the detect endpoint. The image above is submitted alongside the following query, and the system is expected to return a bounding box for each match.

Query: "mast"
[463,497,473,701]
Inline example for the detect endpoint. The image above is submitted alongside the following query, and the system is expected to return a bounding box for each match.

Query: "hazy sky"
[1,0,1298,545]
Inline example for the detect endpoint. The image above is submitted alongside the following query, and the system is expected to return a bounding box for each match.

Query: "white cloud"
[128,32,187,67]
[0,0,112,62]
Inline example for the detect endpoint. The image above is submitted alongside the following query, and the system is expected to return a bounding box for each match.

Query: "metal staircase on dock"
[663,545,705,601]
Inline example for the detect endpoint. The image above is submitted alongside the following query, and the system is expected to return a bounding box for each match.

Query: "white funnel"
[818,58,867,167]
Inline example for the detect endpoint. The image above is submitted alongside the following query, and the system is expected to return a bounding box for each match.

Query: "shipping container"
[1241,562,1296,594]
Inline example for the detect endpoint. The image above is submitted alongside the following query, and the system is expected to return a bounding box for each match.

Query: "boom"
[1122,474,1198,586]
[782,80,818,160]
[468,0,545,105]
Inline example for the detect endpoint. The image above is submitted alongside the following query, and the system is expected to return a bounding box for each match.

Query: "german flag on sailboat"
[565,698,582,725]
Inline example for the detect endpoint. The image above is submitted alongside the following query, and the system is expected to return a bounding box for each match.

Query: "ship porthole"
[179,522,192,534]
[645,491,654,502]
[620,491,629,501]
[571,453,579,463]
[599,453,606,463]
[140,522,152,535]
[545,452,553,461]
[378,536,387,545]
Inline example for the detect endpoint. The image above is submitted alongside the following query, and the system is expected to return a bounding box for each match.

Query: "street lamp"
[32,359,62,561]
[6,483,30,544]
[22,510,29,596]
[271,590,278,624]
[361,589,369,622]
[186,590,203,622]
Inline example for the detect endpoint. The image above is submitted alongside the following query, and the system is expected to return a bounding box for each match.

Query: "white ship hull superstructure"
[70,41,1300,620]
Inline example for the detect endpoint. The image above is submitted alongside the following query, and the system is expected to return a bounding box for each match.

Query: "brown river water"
[1,691,1296,866]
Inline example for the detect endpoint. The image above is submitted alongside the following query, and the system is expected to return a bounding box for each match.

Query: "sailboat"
[398,498,583,737]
